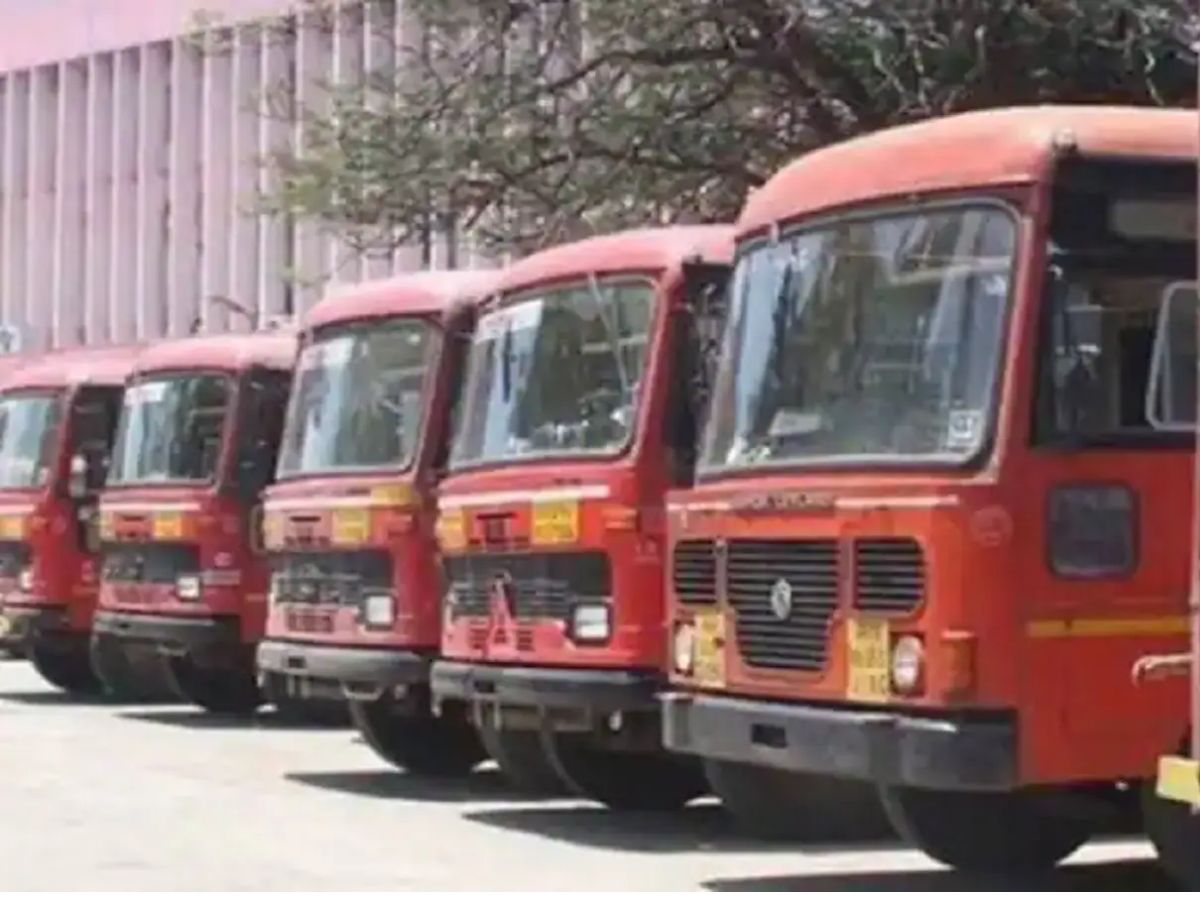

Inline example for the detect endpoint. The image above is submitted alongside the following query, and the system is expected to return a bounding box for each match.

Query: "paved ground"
[0,658,1173,891]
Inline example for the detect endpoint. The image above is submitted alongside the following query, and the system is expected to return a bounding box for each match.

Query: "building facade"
[0,0,456,350]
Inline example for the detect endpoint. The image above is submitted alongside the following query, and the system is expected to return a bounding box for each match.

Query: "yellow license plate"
[435,510,467,551]
[532,500,579,546]
[332,508,371,545]
[693,610,726,688]
[847,617,890,702]
[0,516,24,540]
[152,512,183,540]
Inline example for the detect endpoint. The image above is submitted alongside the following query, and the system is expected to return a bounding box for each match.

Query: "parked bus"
[661,106,1195,869]
[92,331,296,714]
[256,271,495,771]
[431,227,733,806]
[0,346,142,694]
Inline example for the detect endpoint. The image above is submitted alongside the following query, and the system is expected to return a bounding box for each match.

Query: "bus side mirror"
[1145,281,1199,432]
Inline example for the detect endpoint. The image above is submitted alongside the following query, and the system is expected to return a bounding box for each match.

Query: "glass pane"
[109,374,230,483]
[0,391,62,488]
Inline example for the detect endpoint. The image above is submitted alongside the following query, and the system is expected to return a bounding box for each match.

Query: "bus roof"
[1,344,142,392]
[738,105,1196,239]
[305,269,498,333]
[132,330,297,377]
[494,225,734,297]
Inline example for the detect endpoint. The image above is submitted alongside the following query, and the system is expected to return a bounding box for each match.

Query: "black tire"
[29,640,103,695]
[167,657,263,716]
[350,696,485,776]
[1143,780,1200,888]
[546,733,706,811]
[704,759,893,841]
[89,635,179,702]
[879,784,1092,873]
[477,718,569,795]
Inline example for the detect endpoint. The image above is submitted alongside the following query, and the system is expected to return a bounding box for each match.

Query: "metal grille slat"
[727,539,839,672]
[854,538,924,612]
[672,539,716,605]
[442,552,610,622]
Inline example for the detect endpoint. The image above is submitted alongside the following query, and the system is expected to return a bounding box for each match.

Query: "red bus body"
[255,272,494,701]
[0,346,138,686]
[430,227,733,803]
[660,108,1197,863]
[92,332,296,706]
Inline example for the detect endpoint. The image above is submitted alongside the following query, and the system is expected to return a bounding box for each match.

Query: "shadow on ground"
[704,857,1173,892]
[0,688,141,708]
[119,709,346,731]
[286,767,529,803]
[465,801,897,855]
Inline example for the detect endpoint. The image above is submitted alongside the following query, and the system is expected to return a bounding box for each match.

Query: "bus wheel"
[89,635,178,702]
[349,697,484,776]
[546,734,706,811]
[879,784,1091,873]
[28,640,102,695]
[167,657,262,716]
[478,719,568,795]
[704,759,892,841]
[1143,780,1200,888]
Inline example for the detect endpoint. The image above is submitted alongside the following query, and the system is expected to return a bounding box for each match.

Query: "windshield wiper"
[586,274,631,399]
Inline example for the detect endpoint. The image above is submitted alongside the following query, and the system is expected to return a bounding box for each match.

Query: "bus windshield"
[109,374,230,484]
[703,205,1016,470]
[0,390,62,489]
[277,319,435,476]
[451,280,654,467]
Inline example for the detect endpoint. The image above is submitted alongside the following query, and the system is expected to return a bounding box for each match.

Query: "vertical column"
[392,1,425,274]
[0,73,26,334]
[257,19,295,323]
[166,38,203,337]
[228,25,262,332]
[52,60,88,347]
[109,48,140,343]
[328,0,365,286]
[362,0,396,280]
[85,54,115,345]
[136,42,171,341]
[200,29,234,333]
[26,66,59,350]
[291,8,333,314]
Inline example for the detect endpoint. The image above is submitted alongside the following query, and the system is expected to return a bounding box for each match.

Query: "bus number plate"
[532,500,579,546]
[847,618,890,702]
[693,610,726,688]
[332,509,370,545]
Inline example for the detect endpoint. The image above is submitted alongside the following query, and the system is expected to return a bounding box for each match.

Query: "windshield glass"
[109,374,231,484]
[0,390,62,488]
[703,205,1015,470]
[278,319,435,475]
[451,279,654,467]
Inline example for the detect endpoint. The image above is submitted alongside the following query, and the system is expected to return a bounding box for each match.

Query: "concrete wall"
[0,1,462,350]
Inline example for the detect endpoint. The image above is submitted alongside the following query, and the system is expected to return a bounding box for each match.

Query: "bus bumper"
[257,639,430,688]
[661,692,1018,792]
[431,660,661,713]
[92,610,244,666]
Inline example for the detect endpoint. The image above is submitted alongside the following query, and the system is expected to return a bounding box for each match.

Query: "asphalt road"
[0,658,1173,891]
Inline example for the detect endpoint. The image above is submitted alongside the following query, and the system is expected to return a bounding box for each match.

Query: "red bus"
[256,271,495,772]
[0,345,141,693]
[431,227,733,805]
[662,107,1195,869]
[92,330,296,713]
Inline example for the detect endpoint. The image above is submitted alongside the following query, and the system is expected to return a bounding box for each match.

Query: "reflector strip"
[1027,615,1188,639]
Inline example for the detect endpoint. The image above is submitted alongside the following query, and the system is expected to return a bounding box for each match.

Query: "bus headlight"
[364,594,395,628]
[570,603,611,644]
[176,575,201,600]
[673,621,696,675]
[18,568,33,592]
[891,635,924,694]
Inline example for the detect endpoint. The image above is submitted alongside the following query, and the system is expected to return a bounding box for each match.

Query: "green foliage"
[266,0,1197,254]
